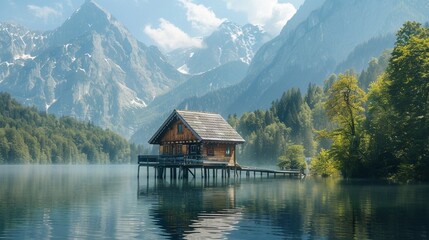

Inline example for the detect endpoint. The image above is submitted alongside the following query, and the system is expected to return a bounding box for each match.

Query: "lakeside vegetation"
[0,93,145,164]
[230,22,428,182]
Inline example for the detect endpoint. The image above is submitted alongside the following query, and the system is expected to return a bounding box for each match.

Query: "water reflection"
[0,165,143,239]
[139,177,429,240]
[1,166,428,239]
[139,179,242,239]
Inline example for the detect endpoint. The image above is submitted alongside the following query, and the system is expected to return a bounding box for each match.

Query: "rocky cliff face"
[180,0,429,115]
[168,21,267,75]
[0,0,185,136]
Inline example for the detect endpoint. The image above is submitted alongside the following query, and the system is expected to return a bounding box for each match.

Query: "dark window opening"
[190,145,198,154]
[207,146,214,156]
[176,144,182,155]
[177,124,183,134]
[225,146,231,157]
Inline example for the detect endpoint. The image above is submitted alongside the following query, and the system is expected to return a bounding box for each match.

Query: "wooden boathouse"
[138,109,303,179]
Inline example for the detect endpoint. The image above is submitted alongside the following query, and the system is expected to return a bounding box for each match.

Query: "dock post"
[147,165,149,179]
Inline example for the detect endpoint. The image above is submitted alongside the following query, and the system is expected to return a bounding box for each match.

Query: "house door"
[189,144,199,156]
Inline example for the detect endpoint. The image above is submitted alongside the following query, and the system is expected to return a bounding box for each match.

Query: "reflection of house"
[149,110,245,166]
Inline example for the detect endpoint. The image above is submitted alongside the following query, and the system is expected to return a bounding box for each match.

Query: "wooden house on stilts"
[138,109,304,180]
[138,110,245,179]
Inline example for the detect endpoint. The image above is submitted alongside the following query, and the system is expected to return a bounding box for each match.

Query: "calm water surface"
[0,165,428,239]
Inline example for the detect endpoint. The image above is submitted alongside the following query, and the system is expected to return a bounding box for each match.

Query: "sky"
[0,0,305,51]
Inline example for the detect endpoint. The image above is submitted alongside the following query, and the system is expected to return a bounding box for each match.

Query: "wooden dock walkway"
[137,155,304,180]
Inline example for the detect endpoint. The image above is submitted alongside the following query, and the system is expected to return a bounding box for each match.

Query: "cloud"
[27,4,62,21]
[144,18,203,51]
[225,0,296,36]
[179,0,226,35]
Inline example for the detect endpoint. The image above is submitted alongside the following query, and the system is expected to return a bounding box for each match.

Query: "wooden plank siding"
[159,118,197,143]
[201,143,235,166]
[148,110,244,167]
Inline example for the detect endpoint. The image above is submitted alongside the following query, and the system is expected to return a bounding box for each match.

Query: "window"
[177,124,183,134]
[163,145,172,155]
[225,146,231,157]
[207,146,214,156]
[190,145,198,154]
[176,144,182,155]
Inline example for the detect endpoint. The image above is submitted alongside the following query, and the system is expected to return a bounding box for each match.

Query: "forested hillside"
[0,93,144,164]
[231,22,428,182]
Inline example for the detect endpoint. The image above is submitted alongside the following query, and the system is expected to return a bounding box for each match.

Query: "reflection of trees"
[0,165,124,238]
[140,180,241,239]
[234,178,429,239]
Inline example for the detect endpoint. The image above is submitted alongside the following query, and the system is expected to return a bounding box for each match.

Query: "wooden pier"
[138,110,304,182]
[137,155,304,180]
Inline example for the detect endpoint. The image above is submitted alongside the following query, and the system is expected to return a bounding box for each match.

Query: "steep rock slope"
[168,21,266,74]
[0,1,185,136]
[181,0,429,115]
[131,61,248,143]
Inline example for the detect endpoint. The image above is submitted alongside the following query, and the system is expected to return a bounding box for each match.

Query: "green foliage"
[366,21,429,181]
[0,93,145,164]
[310,149,339,177]
[358,50,391,90]
[231,21,427,182]
[231,87,319,166]
[277,145,306,171]
[324,72,367,177]
[233,110,290,165]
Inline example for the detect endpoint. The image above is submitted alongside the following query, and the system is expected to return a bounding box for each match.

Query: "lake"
[0,165,428,239]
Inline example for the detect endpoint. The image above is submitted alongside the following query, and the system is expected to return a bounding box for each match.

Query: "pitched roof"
[149,110,245,144]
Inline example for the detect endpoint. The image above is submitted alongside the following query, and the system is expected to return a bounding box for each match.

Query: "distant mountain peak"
[167,21,267,74]
[50,0,121,45]
[0,0,185,138]
[77,0,112,21]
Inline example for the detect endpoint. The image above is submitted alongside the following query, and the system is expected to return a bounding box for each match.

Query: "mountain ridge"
[0,1,186,137]
[180,0,429,116]
[168,21,267,75]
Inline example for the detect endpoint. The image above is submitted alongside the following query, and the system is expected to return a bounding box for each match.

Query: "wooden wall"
[160,118,197,142]
[156,117,238,166]
[202,143,236,166]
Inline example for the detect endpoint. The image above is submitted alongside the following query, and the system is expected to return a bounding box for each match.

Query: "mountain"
[130,60,249,143]
[181,0,429,115]
[0,0,185,137]
[167,21,267,75]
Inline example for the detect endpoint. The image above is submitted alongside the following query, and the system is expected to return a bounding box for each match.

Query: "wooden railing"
[138,154,208,165]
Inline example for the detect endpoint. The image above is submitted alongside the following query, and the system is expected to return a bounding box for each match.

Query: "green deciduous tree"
[310,149,339,177]
[367,21,429,181]
[325,72,367,177]
[278,145,306,171]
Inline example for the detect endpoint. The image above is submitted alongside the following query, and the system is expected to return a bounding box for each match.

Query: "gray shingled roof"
[149,110,245,144]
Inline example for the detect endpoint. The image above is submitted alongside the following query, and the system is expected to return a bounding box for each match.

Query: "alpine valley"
[0,0,264,138]
[1,0,429,145]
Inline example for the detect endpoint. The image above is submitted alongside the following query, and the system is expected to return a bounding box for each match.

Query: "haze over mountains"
[180,0,429,115]
[168,21,267,74]
[0,0,262,137]
[1,0,429,144]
